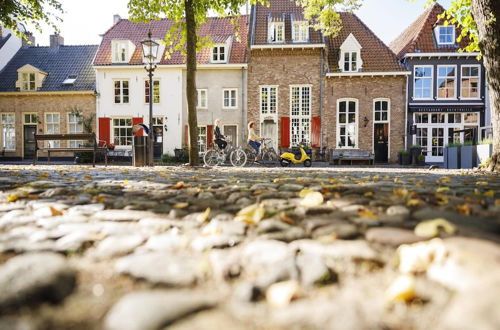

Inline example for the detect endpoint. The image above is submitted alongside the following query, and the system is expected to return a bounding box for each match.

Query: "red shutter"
[207,125,213,148]
[184,125,189,147]
[281,117,290,148]
[132,117,144,136]
[311,116,321,148]
[98,117,111,146]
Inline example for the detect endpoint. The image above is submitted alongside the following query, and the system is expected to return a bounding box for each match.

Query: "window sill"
[222,107,238,110]
[412,98,434,101]
[459,98,481,101]
[436,98,458,101]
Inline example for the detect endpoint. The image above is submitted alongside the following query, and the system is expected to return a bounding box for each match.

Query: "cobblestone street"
[0,164,499,330]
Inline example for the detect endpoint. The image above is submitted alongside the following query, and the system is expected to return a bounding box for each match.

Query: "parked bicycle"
[203,137,247,167]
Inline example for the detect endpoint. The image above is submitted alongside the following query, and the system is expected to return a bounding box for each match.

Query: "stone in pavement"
[0,252,76,310]
[90,235,144,259]
[365,227,425,246]
[94,210,158,222]
[104,290,217,330]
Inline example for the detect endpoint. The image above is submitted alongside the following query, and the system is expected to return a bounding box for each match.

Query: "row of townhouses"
[0,1,493,164]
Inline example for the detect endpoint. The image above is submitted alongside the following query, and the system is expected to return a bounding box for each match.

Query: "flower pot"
[402,154,411,165]
[476,144,493,165]
[410,147,422,165]
[444,146,460,169]
[460,145,477,169]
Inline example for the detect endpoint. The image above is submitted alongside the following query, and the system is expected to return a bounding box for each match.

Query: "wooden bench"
[330,150,375,165]
[34,133,107,167]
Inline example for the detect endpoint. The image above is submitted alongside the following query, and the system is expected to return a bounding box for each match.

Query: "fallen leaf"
[266,280,301,308]
[456,203,472,215]
[434,193,449,206]
[298,189,314,198]
[299,192,324,207]
[49,206,63,216]
[235,203,265,225]
[438,176,452,184]
[414,218,456,238]
[173,202,189,209]
[476,181,488,185]
[123,179,129,184]
[407,199,423,207]
[483,190,495,198]
[436,187,450,193]
[197,207,211,222]
[84,175,92,180]
[359,208,377,218]
[386,275,416,303]
[279,211,295,224]
[171,181,188,190]
[397,238,448,274]
[6,195,19,202]
[364,191,374,197]
[496,199,500,206]
[394,189,409,198]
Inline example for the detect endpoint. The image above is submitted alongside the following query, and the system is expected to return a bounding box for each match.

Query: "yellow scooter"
[280,146,312,167]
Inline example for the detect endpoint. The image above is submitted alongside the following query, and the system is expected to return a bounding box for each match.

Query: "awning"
[409,105,484,113]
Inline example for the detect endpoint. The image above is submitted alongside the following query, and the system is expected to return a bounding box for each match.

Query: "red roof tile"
[94,16,249,66]
[326,13,404,72]
[389,3,469,58]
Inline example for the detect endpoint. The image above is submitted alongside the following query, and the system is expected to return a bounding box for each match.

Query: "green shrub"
[478,138,493,145]
[410,144,421,148]
[446,142,462,148]
[398,150,409,155]
[463,141,474,146]
[418,154,426,161]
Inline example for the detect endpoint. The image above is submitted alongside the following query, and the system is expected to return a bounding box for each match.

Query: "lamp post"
[141,30,159,166]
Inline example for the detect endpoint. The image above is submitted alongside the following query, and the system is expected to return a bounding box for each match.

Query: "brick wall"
[324,76,407,163]
[0,93,96,158]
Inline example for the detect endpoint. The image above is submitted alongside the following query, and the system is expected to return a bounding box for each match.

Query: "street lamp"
[141,30,159,166]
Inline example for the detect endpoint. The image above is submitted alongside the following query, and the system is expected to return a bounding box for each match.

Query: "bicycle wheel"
[204,149,219,167]
[230,148,248,167]
[262,150,279,162]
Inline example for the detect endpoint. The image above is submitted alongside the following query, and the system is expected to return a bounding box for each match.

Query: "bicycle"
[245,138,279,166]
[203,138,247,167]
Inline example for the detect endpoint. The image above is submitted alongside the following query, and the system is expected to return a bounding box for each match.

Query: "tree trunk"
[471,0,500,171]
[185,0,200,166]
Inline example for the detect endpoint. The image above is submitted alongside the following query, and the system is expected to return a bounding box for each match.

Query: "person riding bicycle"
[247,121,262,162]
[214,119,227,150]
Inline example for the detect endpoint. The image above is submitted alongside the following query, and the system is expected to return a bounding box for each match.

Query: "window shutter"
[311,116,321,148]
[268,24,275,42]
[207,125,214,148]
[132,117,144,136]
[184,125,189,147]
[98,117,111,146]
[281,117,290,148]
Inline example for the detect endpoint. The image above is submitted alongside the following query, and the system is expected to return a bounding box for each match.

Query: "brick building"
[0,35,97,160]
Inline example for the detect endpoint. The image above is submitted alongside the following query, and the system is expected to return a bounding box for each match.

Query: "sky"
[29,0,453,47]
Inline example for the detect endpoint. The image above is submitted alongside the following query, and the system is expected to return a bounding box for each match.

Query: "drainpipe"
[241,66,246,146]
[404,72,409,151]
[319,48,324,150]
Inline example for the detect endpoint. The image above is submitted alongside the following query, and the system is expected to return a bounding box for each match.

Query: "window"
[45,113,60,148]
[112,41,129,63]
[260,86,277,115]
[337,99,357,148]
[415,113,429,124]
[437,65,457,99]
[268,22,284,43]
[461,65,480,99]
[436,26,455,45]
[1,114,15,150]
[24,114,38,124]
[113,118,132,146]
[290,86,311,146]
[145,80,160,103]
[414,66,433,99]
[343,52,358,72]
[223,88,237,109]
[114,80,129,104]
[68,113,83,148]
[153,117,164,143]
[293,22,309,42]
[416,127,428,149]
[198,126,207,153]
[197,89,207,109]
[212,46,226,63]
[22,73,36,91]
[63,75,77,85]
[374,99,389,122]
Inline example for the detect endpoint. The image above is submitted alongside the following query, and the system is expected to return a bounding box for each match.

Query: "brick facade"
[324,76,407,163]
[0,93,96,158]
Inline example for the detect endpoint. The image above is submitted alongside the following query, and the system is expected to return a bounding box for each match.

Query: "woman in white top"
[247,121,261,162]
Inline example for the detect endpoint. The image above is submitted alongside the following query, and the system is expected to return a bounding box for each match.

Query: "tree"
[0,0,63,38]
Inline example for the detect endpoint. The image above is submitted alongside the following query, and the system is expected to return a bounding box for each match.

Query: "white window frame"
[268,22,285,43]
[23,113,38,125]
[21,72,36,91]
[435,25,455,45]
[197,89,208,109]
[112,117,133,146]
[211,45,227,63]
[342,51,359,72]
[292,21,309,42]
[67,113,84,148]
[290,85,312,146]
[114,79,129,104]
[197,125,207,154]
[144,79,160,104]
[45,113,60,148]
[1,113,15,151]
[222,88,238,109]
[436,65,457,100]
[413,65,434,100]
[337,98,358,149]
[260,86,278,115]
[460,64,481,100]
[222,124,239,146]
[373,98,390,123]
[112,40,130,63]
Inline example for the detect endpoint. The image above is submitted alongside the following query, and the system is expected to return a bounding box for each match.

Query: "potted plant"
[417,154,426,166]
[410,144,422,165]
[398,150,410,165]
[444,142,461,169]
[477,138,493,165]
[460,141,477,169]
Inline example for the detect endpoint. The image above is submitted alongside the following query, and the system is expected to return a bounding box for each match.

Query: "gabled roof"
[251,0,324,45]
[326,13,404,72]
[0,45,98,92]
[389,2,468,58]
[94,15,249,66]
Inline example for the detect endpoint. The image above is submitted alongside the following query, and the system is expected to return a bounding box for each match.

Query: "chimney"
[50,33,64,49]
[113,14,121,25]
[22,32,35,47]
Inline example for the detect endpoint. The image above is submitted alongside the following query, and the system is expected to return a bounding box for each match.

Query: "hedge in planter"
[444,143,461,169]
[460,141,477,169]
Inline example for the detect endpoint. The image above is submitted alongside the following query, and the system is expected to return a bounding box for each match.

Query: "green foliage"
[446,142,463,148]
[410,144,421,149]
[0,0,63,40]
[463,140,475,146]
[398,150,409,155]
[418,154,426,161]
[478,138,493,145]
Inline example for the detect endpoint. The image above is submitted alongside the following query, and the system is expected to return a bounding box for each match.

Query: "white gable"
[340,33,362,52]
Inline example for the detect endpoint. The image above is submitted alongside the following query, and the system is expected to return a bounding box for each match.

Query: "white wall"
[95,66,184,154]
[0,27,22,71]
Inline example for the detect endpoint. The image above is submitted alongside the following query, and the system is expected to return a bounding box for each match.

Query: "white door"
[427,127,444,162]
[261,119,278,151]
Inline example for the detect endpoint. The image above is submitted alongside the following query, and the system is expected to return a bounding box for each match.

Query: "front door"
[261,119,277,151]
[374,123,388,163]
[23,125,37,158]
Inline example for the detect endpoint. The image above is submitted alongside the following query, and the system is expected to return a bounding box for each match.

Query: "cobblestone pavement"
[0,164,499,330]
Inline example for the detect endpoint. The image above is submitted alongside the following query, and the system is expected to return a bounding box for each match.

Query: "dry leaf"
[173,202,189,209]
[364,191,374,197]
[299,192,324,207]
[197,207,211,222]
[299,189,314,198]
[407,199,423,207]
[235,203,265,225]
[49,207,63,216]
[436,187,450,193]
[394,189,409,198]
[483,190,495,198]
[456,203,472,215]
[439,176,452,184]
[476,181,488,185]
[6,195,19,202]
[171,181,188,190]
[397,238,448,274]
[123,180,129,184]
[434,193,449,205]
[279,211,295,224]
[266,280,301,308]
[359,208,377,218]
[386,275,416,303]
[414,218,456,238]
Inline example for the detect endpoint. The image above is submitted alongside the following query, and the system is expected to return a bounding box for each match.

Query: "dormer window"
[436,25,455,45]
[343,52,358,72]
[63,75,77,85]
[112,40,135,63]
[16,64,47,91]
[292,21,309,43]
[22,73,36,91]
[212,45,226,63]
[268,22,284,43]
[339,34,363,73]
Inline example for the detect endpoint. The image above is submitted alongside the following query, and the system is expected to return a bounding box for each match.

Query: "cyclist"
[247,121,262,162]
[214,119,227,150]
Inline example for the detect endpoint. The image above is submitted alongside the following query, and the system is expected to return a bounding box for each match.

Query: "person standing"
[214,119,227,150]
[247,121,261,162]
